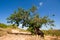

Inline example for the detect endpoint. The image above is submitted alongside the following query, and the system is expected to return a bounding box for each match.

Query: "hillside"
[0,28,60,40]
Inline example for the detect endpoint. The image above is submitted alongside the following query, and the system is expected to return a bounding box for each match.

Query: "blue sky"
[0,0,60,29]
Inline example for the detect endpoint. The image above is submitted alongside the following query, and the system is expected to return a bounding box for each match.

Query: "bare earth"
[0,28,60,40]
[0,34,60,40]
[0,34,43,40]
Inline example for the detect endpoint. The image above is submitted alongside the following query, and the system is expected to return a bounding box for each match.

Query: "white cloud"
[37,2,43,9]
[39,2,43,6]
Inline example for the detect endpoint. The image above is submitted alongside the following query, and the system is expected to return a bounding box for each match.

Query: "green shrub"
[42,30,60,36]
[0,23,18,29]
[0,23,8,28]
[7,24,18,29]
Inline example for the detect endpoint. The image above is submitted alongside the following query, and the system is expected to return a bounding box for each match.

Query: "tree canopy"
[7,5,54,37]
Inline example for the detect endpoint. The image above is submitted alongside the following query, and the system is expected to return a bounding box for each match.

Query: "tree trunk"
[34,27,44,37]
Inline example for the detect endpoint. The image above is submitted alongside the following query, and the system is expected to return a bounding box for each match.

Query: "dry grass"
[44,35,60,40]
[0,28,7,37]
[0,28,43,40]
[0,34,44,40]
[0,34,59,40]
[0,34,60,40]
[0,28,60,40]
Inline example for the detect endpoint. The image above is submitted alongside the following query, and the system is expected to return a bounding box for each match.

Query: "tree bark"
[34,27,44,37]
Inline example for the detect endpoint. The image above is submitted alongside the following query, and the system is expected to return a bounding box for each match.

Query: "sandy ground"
[0,34,60,40]
[0,34,43,40]
[0,28,60,40]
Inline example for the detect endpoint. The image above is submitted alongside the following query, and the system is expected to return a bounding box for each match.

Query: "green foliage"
[27,27,35,35]
[0,23,8,28]
[42,30,60,36]
[0,23,18,29]
[7,8,30,26]
[30,5,37,13]
[7,5,54,36]
[7,8,23,26]
[7,24,18,29]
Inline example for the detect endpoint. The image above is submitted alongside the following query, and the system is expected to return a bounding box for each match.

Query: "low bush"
[0,23,8,28]
[42,30,60,36]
